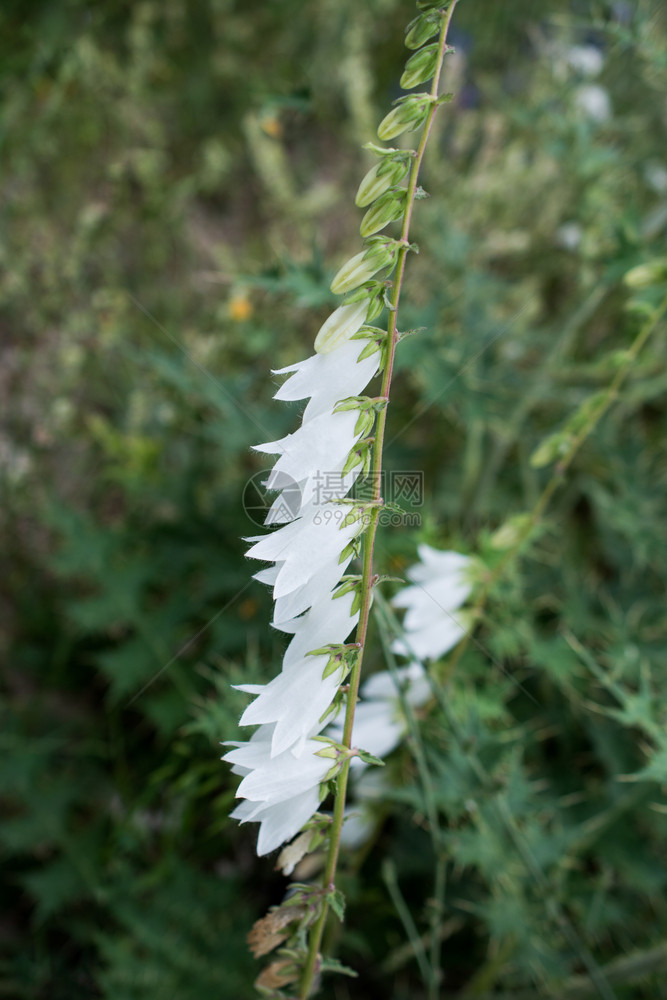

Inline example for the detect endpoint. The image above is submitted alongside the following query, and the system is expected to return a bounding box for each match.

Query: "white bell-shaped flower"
[273,336,380,423]
[391,545,473,660]
[246,500,363,599]
[225,723,338,856]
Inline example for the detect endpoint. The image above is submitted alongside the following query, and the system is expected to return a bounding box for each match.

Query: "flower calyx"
[306,642,361,681]
[334,394,388,437]
[333,574,367,616]
[341,436,375,476]
[352,325,389,367]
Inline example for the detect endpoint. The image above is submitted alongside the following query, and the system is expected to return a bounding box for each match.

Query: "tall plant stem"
[298,5,459,996]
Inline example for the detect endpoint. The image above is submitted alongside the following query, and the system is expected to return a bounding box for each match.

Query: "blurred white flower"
[574,84,611,123]
[327,660,431,769]
[645,162,667,194]
[553,42,604,82]
[331,545,475,849]
[556,222,583,251]
[339,769,390,849]
[566,44,604,78]
[391,545,473,660]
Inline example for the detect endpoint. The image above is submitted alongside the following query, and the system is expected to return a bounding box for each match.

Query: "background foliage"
[2,1,667,997]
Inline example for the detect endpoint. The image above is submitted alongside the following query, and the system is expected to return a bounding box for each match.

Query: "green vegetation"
[2,1,667,997]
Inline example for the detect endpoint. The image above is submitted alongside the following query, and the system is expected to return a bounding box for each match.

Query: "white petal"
[238,656,343,757]
[247,503,361,598]
[279,590,357,665]
[392,611,467,661]
[255,787,323,856]
[254,564,281,585]
[360,662,427,702]
[234,739,333,804]
[273,337,379,420]
[257,410,360,487]
[272,553,353,625]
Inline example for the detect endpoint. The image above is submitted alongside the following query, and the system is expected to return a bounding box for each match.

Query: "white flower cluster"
[330,545,474,846]
[224,319,384,856]
[340,544,473,768]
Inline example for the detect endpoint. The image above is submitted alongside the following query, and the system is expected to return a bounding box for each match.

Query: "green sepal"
[333,395,370,412]
[333,575,363,599]
[319,956,358,979]
[344,280,384,305]
[312,740,346,775]
[322,656,344,680]
[341,437,374,476]
[325,888,346,922]
[338,536,361,564]
[356,748,386,767]
[320,643,360,681]
[362,141,402,157]
[352,326,388,365]
[354,410,375,437]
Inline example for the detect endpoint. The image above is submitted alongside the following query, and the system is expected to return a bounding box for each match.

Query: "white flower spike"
[227,288,383,855]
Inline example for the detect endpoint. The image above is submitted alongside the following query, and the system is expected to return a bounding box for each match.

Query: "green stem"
[298,6,459,996]
[375,595,445,998]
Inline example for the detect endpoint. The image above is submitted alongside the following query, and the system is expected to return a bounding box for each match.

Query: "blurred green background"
[2,1,667,997]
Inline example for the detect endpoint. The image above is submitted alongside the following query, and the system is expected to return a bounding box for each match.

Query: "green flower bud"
[405,12,441,49]
[355,158,410,207]
[529,432,570,469]
[624,259,667,289]
[331,239,401,294]
[360,190,406,237]
[377,95,432,141]
[400,43,438,89]
[489,513,532,550]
